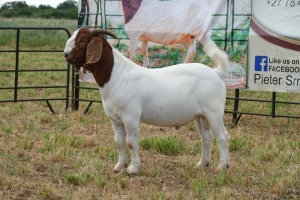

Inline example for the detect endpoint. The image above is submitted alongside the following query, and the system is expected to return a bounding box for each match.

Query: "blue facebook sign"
[255,56,268,72]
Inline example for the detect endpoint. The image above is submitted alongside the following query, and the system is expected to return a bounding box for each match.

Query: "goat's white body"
[102,49,225,127]
[101,49,230,174]
[64,28,230,174]
[124,0,219,67]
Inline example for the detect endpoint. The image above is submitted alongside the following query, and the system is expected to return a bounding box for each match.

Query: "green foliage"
[0,0,77,19]
[1,1,29,9]
[57,0,77,10]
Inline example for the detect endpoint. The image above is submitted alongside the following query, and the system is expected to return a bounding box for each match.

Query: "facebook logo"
[255,56,268,72]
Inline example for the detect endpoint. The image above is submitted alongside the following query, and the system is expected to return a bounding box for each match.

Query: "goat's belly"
[140,34,194,45]
[140,109,199,127]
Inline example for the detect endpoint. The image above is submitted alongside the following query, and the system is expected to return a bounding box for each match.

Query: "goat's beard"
[74,65,82,70]
[64,55,87,71]
[66,59,84,70]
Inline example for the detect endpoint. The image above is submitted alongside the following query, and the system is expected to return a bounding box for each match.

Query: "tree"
[38,5,53,10]
[57,0,77,10]
[1,1,28,9]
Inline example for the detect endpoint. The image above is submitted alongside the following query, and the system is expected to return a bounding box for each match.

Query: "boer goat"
[121,0,221,67]
[64,28,230,175]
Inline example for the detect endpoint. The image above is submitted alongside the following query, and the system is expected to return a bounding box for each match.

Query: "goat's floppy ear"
[85,36,103,65]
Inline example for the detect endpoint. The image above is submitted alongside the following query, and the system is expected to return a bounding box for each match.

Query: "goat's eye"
[80,39,89,43]
[78,39,89,47]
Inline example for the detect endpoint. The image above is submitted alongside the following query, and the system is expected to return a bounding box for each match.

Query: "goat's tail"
[203,41,230,79]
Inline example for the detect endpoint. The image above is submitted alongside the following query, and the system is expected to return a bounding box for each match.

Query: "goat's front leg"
[124,121,141,175]
[111,121,127,173]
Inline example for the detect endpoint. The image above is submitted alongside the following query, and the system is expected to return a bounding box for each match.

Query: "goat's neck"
[99,48,142,100]
[85,41,114,88]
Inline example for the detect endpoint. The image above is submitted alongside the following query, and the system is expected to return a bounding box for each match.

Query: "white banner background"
[247,0,300,92]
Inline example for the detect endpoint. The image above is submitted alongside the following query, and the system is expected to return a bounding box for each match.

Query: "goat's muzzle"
[63,52,70,61]
[63,52,73,64]
[63,52,82,70]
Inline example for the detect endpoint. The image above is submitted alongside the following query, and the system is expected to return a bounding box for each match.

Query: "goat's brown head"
[64,28,118,87]
[64,28,117,69]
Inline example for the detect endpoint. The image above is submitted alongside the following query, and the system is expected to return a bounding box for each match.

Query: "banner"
[77,0,251,89]
[247,0,300,92]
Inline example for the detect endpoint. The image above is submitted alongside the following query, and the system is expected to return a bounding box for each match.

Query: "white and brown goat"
[64,28,230,175]
[121,0,221,67]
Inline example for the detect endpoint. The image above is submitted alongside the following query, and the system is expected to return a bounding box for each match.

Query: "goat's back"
[140,63,225,99]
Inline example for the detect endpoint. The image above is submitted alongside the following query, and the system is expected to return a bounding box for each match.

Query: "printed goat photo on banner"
[77,0,251,90]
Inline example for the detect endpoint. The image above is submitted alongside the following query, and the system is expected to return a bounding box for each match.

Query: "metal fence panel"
[0,27,71,113]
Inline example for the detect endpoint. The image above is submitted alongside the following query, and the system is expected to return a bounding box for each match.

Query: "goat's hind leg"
[141,40,149,68]
[111,122,128,173]
[183,37,196,63]
[209,117,230,170]
[128,37,139,61]
[195,117,212,168]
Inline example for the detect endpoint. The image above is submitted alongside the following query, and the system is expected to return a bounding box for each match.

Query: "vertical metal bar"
[100,0,103,29]
[14,28,20,102]
[224,0,229,50]
[233,88,240,124]
[230,0,234,49]
[102,0,107,29]
[105,0,108,29]
[65,63,70,110]
[272,92,276,118]
[74,69,80,110]
[71,64,75,109]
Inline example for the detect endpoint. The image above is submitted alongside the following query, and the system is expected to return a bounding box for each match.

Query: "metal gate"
[0,27,71,113]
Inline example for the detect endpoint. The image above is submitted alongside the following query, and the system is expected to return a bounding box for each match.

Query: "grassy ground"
[0,18,299,199]
[0,101,299,199]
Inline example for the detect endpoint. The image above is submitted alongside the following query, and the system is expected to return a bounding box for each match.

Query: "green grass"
[0,18,299,199]
[140,135,188,156]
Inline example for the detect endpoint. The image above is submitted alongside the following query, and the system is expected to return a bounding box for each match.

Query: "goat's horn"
[91,28,118,39]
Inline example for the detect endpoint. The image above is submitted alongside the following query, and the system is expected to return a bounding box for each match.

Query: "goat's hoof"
[127,164,140,175]
[195,161,210,169]
[113,163,127,173]
[217,163,230,171]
